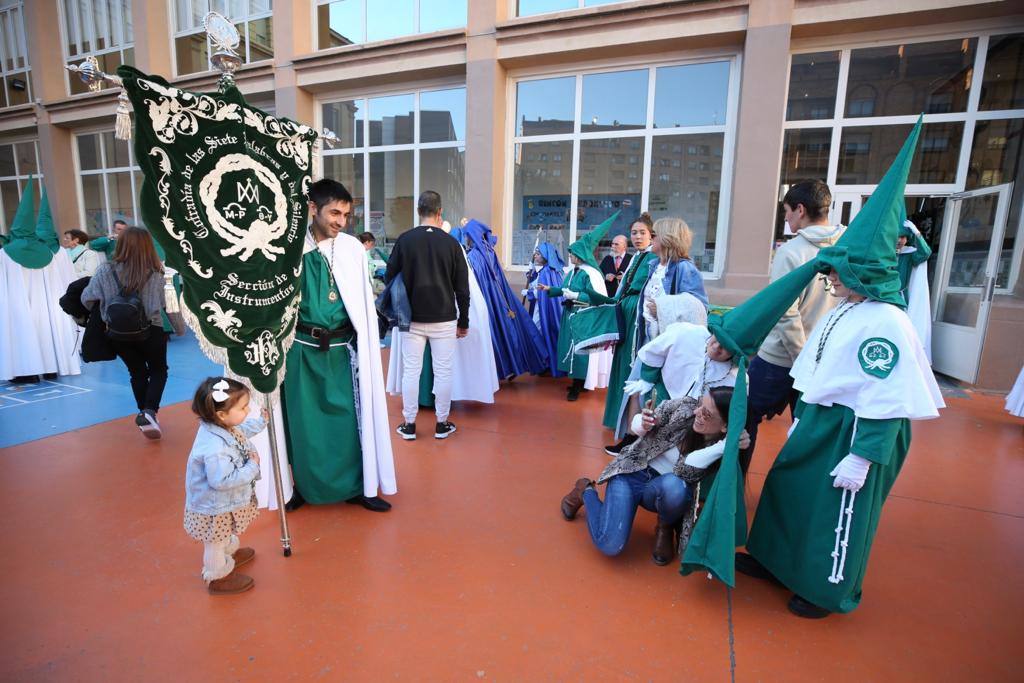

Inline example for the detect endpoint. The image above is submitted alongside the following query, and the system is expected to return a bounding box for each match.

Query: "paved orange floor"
[1,372,1022,681]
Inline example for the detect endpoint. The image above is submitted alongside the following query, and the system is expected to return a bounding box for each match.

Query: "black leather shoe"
[346,495,392,512]
[788,594,831,619]
[284,490,306,512]
[604,434,638,456]
[734,551,783,585]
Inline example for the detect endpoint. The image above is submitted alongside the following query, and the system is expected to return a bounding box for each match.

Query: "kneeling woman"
[561,387,743,565]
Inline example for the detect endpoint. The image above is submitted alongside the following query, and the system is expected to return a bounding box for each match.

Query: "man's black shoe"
[735,551,783,586]
[788,594,831,619]
[9,375,40,384]
[284,490,306,512]
[346,495,392,512]
[604,434,638,456]
[567,386,581,401]
[435,421,457,439]
[396,422,416,440]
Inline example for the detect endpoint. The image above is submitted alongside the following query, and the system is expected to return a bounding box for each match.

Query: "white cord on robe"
[827,489,857,584]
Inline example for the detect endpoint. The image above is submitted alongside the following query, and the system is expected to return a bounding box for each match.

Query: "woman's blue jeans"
[581,468,692,557]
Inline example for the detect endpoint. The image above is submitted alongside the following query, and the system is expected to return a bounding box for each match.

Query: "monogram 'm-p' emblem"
[244,329,280,375]
[237,177,260,203]
[858,337,899,379]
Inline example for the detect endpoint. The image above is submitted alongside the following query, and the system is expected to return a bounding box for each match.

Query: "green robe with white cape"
[747,299,943,612]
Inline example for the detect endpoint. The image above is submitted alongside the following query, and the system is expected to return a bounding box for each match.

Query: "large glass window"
[0,139,40,234]
[174,0,273,77]
[316,0,467,50]
[62,0,134,95]
[75,131,141,235]
[321,86,466,253]
[0,3,31,108]
[780,34,1024,287]
[511,59,738,273]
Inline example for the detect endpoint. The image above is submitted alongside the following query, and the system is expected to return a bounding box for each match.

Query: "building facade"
[3,0,1023,389]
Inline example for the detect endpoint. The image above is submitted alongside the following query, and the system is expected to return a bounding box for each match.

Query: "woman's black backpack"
[106,270,151,341]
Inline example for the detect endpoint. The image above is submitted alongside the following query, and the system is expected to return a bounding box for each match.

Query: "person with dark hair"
[743,179,845,467]
[81,226,168,438]
[184,376,265,595]
[387,190,470,441]
[281,178,395,513]
[63,229,102,277]
[88,219,130,260]
[560,387,749,565]
[357,231,387,294]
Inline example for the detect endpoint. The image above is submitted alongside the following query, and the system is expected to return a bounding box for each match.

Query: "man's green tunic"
[546,266,602,380]
[281,249,363,504]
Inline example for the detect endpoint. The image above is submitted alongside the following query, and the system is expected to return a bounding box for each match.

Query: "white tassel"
[827,489,857,584]
[114,91,132,141]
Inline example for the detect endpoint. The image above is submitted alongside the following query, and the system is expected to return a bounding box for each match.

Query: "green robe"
[546,267,602,380]
[281,249,363,504]
[587,250,658,430]
[746,399,909,613]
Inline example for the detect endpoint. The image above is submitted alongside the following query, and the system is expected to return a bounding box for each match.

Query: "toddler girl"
[184,377,265,595]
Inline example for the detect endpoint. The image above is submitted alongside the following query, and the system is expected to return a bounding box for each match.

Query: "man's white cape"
[0,249,81,380]
[256,233,396,509]
[899,244,932,361]
[386,246,500,402]
[791,300,944,420]
[1005,365,1024,418]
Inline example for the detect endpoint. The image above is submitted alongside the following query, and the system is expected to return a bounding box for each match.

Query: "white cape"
[312,233,396,497]
[387,248,499,403]
[900,246,933,362]
[1006,365,1024,418]
[577,263,613,390]
[791,299,944,420]
[246,391,293,510]
[636,321,736,399]
[0,249,81,380]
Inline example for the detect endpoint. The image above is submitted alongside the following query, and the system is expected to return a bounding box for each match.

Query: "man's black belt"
[297,322,355,351]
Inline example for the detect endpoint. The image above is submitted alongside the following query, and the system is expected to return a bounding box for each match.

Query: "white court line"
[0,380,92,409]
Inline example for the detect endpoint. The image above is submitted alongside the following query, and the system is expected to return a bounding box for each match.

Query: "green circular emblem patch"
[859,337,899,378]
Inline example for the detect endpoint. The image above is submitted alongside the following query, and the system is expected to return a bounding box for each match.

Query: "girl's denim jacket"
[184,416,264,516]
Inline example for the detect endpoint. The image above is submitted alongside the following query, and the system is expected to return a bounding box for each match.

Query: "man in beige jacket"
[742,180,845,469]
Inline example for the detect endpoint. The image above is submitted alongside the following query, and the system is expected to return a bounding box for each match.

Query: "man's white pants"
[401,321,457,424]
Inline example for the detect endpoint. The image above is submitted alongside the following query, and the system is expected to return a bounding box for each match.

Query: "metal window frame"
[0,138,41,233]
[170,0,275,78]
[73,130,142,236]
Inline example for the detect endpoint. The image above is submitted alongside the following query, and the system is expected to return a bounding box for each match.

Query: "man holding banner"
[282,179,396,512]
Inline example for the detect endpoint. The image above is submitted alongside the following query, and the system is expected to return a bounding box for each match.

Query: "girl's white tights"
[202,534,240,581]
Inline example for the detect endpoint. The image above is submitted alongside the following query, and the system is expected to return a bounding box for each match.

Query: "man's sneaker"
[604,434,637,456]
[136,410,162,440]
[396,422,416,440]
[435,421,457,439]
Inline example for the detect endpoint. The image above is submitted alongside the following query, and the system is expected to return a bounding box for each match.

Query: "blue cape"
[526,242,567,376]
[464,220,549,379]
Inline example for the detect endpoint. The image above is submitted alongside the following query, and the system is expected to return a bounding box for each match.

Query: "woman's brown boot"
[652,520,678,566]
[560,478,592,520]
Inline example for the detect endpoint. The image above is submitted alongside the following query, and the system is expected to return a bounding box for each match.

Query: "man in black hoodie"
[386,191,470,441]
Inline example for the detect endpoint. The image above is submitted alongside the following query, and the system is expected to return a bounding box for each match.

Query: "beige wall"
[5,0,1023,389]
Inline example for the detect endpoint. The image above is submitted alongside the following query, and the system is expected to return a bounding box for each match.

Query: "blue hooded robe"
[525,242,566,377]
[462,220,549,379]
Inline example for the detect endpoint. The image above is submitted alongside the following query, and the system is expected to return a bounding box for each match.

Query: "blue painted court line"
[0,329,220,449]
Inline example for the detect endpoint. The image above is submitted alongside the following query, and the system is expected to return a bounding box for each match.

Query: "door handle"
[984,276,996,302]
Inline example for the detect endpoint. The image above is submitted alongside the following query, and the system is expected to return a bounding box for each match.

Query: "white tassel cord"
[827,489,857,584]
[114,91,133,141]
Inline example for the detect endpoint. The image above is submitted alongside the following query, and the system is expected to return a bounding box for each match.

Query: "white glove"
[786,418,800,439]
[521,289,529,297]
[622,379,654,397]
[830,454,871,492]
[630,412,648,437]
[562,289,579,301]
[683,440,725,469]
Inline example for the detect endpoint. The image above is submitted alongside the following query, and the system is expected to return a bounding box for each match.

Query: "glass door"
[931,184,1013,383]
[829,192,863,227]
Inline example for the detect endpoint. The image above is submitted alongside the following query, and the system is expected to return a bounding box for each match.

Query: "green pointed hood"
[35,185,60,254]
[815,116,924,307]
[3,176,53,269]
[569,211,619,269]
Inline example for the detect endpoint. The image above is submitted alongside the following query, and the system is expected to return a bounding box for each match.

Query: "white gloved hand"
[830,454,871,492]
[630,412,648,437]
[562,289,579,301]
[683,440,726,469]
[622,379,655,396]
[521,289,529,297]
[786,418,800,439]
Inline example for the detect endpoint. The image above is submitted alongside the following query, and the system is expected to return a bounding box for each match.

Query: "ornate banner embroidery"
[118,66,316,392]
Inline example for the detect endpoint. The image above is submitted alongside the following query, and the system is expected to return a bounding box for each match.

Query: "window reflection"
[420,147,465,226]
[420,89,466,143]
[516,77,575,136]
[367,0,415,43]
[322,99,365,148]
[581,69,647,132]
[322,153,365,234]
[369,94,415,146]
[317,0,363,48]
[653,62,730,128]
[980,33,1024,111]
[786,52,839,121]
[513,141,574,265]
[369,149,414,240]
[837,123,963,184]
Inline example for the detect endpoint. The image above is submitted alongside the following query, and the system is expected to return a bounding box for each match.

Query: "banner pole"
[263,392,292,557]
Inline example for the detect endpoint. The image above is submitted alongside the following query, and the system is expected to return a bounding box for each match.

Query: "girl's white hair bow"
[211,379,231,403]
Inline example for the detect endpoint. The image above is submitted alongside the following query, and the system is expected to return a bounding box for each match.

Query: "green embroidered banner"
[117,66,317,393]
